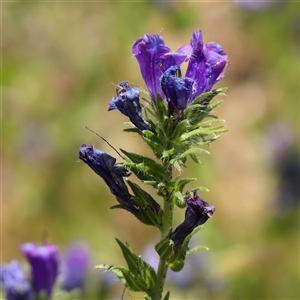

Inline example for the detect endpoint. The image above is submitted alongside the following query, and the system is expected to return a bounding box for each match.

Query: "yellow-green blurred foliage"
[2,1,299,299]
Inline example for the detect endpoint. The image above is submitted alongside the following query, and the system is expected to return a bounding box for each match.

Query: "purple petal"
[132,34,171,101]
[160,44,193,71]
[185,30,227,101]
[133,34,191,102]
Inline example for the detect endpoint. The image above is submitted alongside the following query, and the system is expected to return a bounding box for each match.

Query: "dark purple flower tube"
[161,65,195,112]
[20,243,59,299]
[0,260,31,300]
[109,81,151,131]
[61,241,91,291]
[78,144,138,212]
[171,193,215,248]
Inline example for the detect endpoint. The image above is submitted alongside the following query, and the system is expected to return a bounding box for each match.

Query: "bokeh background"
[2,1,299,299]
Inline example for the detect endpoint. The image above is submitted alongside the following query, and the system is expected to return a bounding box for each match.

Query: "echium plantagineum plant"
[79,29,228,300]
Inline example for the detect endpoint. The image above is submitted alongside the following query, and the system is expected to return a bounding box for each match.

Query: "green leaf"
[109,204,123,210]
[115,238,139,272]
[142,136,165,159]
[155,235,174,261]
[181,225,204,250]
[184,88,226,124]
[173,191,186,208]
[187,245,209,255]
[123,127,142,135]
[190,186,209,193]
[143,180,159,188]
[95,264,144,292]
[197,117,225,127]
[177,177,197,192]
[155,94,168,121]
[126,180,163,227]
[121,149,167,182]
[114,239,158,291]
[162,291,171,300]
[190,153,202,164]
[178,147,210,160]
[188,88,226,108]
[170,119,189,141]
[179,127,216,142]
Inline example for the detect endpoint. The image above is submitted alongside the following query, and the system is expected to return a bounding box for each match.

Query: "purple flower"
[133,30,227,111]
[109,81,151,131]
[78,144,138,212]
[0,260,31,300]
[61,241,91,291]
[171,193,215,247]
[20,243,59,299]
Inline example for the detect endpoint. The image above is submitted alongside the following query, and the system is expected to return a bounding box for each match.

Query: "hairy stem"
[150,166,174,300]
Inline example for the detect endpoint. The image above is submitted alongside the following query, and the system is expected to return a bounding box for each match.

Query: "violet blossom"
[133,30,227,112]
[20,243,59,299]
[61,241,91,291]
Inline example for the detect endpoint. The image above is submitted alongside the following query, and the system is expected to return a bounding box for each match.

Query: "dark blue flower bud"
[109,81,151,131]
[171,193,215,248]
[20,243,59,300]
[78,144,138,213]
[161,65,195,111]
[0,260,31,300]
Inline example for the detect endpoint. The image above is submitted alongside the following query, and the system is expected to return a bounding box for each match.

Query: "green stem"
[150,170,174,300]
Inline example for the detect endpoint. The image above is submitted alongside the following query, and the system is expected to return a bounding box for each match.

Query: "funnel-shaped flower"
[78,144,138,212]
[20,243,59,299]
[133,30,227,111]
[171,193,215,247]
[0,260,31,300]
[61,241,91,291]
[109,81,151,131]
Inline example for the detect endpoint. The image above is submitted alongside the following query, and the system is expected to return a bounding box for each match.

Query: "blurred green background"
[2,1,299,299]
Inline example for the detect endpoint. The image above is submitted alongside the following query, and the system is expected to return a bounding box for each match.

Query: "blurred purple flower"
[171,193,215,247]
[109,81,151,131]
[78,144,138,212]
[234,0,280,11]
[0,260,31,300]
[20,243,59,299]
[133,30,227,111]
[61,241,91,291]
